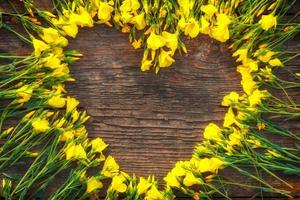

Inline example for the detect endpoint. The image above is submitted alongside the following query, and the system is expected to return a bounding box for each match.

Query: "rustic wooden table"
[0,1,299,199]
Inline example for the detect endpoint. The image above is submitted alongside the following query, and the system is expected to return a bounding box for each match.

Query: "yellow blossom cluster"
[164,157,224,188]
[28,0,281,76]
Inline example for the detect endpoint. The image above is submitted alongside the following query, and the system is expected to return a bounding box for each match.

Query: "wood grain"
[0,1,299,198]
[68,27,243,176]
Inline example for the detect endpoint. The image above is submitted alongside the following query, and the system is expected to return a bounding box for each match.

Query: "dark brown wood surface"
[67,28,242,177]
[0,1,299,198]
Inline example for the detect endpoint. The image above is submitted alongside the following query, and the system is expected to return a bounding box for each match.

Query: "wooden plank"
[63,26,243,183]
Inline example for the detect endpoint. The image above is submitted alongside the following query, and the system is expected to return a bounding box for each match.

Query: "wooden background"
[0,1,299,198]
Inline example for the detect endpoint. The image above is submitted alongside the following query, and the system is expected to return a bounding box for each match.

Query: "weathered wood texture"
[67,28,242,178]
[0,1,300,198]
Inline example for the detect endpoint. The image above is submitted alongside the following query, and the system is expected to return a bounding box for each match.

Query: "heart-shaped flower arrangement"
[0,0,299,199]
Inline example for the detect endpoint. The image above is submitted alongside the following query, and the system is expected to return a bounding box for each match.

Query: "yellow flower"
[51,15,64,25]
[60,130,74,142]
[233,48,248,64]
[86,177,103,193]
[237,111,248,121]
[120,12,133,24]
[102,156,119,177]
[200,4,217,18]
[225,144,234,155]
[55,118,66,128]
[61,23,78,38]
[65,143,87,160]
[77,6,94,27]
[210,26,230,42]
[66,97,79,114]
[237,65,251,79]
[183,172,201,187]
[248,89,268,107]
[32,118,50,133]
[158,50,175,68]
[203,123,221,141]
[132,39,142,49]
[164,171,180,188]
[52,14,78,38]
[141,58,153,71]
[120,0,140,12]
[16,85,33,103]
[47,112,54,117]
[222,92,239,106]
[137,177,151,195]
[196,157,224,173]
[223,107,235,127]
[32,38,49,56]
[241,77,257,95]
[111,174,127,193]
[147,32,165,50]
[40,27,60,44]
[200,17,210,34]
[178,0,193,17]
[91,138,108,153]
[98,2,114,23]
[209,157,224,172]
[145,185,164,200]
[237,66,257,94]
[131,12,146,30]
[257,122,266,131]
[122,25,131,33]
[90,0,100,8]
[71,109,80,123]
[228,129,242,147]
[269,58,283,67]
[246,60,259,72]
[178,17,187,31]
[113,12,123,26]
[70,7,93,27]
[195,145,211,155]
[210,14,231,42]
[184,17,200,38]
[48,95,66,108]
[52,63,70,77]
[54,84,67,94]
[53,47,64,58]
[40,28,68,47]
[258,50,275,62]
[162,31,178,53]
[160,7,170,18]
[196,158,211,173]
[259,14,277,30]
[74,126,88,137]
[57,36,69,47]
[216,14,231,28]
[43,54,61,69]
[172,161,186,177]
